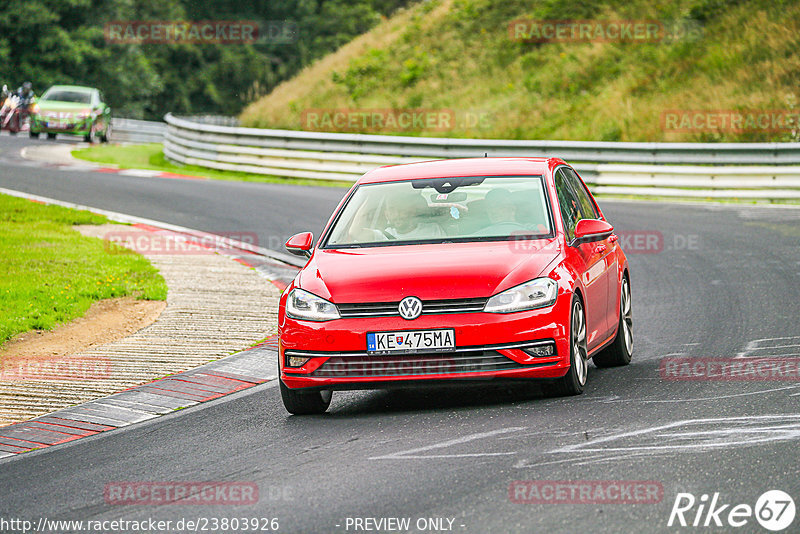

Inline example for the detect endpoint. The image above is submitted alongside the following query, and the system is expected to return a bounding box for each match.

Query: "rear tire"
[99,120,111,143]
[593,276,633,368]
[29,131,39,138]
[279,381,331,415]
[547,296,588,396]
[47,133,57,140]
[9,113,20,133]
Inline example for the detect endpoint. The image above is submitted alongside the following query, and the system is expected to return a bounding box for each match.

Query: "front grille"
[337,297,488,318]
[309,350,522,377]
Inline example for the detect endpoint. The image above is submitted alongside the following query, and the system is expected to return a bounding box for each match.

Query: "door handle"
[594,244,606,254]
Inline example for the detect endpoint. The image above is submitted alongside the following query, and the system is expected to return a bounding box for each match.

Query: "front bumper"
[30,116,93,135]
[279,303,572,390]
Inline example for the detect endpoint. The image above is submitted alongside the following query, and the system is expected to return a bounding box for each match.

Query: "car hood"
[298,239,562,303]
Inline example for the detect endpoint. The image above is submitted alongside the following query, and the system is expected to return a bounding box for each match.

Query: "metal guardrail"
[111,118,165,144]
[163,113,800,199]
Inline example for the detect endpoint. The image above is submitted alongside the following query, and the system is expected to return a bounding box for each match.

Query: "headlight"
[484,278,558,313]
[286,289,340,321]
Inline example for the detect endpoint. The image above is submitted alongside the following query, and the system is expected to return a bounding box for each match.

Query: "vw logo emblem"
[398,296,423,320]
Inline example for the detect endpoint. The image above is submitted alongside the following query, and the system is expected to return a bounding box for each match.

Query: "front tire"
[84,128,95,143]
[279,381,332,415]
[593,276,633,368]
[29,131,39,138]
[548,296,588,396]
[47,133,57,140]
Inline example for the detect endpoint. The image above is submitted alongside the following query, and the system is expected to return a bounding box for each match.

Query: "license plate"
[367,329,455,355]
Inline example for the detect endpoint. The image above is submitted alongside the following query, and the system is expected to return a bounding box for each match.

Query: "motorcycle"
[0,85,12,124]
[1,86,32,134]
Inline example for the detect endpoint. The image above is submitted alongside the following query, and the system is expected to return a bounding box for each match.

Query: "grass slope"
[240,0,800,142]
[0,194,167,345]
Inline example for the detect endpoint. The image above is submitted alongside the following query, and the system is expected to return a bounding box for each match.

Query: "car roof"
[43,85,96,93]
[358,157,564,184]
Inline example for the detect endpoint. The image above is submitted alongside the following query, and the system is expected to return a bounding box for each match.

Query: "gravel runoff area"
[21,142,97,167]
[0,224,280,426]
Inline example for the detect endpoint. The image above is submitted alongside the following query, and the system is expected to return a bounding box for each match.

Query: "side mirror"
[572,219,613,246]
[285,232,313,258]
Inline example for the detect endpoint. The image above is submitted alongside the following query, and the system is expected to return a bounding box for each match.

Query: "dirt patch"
[0,297,165,368]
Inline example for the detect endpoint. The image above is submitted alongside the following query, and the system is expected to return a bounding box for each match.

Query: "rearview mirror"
[285,232,313,258]
[571,219,613,246]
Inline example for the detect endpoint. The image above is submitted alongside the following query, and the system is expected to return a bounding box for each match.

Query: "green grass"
[72,143,352,188]
[241,0,800,143]
[0,194,167,346]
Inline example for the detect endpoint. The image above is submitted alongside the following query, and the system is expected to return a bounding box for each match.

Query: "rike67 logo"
[668,490,796,531]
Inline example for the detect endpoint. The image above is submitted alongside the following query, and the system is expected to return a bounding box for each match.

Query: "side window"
[564,167,599,219]
[554,168,583,240]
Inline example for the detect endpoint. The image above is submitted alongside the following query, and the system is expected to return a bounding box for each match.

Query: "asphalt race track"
[2,135,800,533]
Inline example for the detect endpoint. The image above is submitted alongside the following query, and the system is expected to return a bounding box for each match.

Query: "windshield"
[324,175,552,247]
[41,90,92,104]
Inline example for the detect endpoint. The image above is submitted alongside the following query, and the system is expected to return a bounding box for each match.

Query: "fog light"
[523,343,555,357]
[287,356,311,368]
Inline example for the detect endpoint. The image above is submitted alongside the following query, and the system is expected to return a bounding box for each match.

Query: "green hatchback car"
[30,85,111,142]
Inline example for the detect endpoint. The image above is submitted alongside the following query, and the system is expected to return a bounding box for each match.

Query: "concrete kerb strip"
[0,190,301,458]
[0,340,280,459]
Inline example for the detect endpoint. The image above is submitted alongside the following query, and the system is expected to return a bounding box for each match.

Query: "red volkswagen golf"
[278,157,632,414]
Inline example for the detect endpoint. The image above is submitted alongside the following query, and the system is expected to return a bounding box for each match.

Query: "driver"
[385,194,444,240]
[484,188,517,225]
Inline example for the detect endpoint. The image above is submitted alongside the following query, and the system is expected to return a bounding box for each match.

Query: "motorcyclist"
[17,81,36,109]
